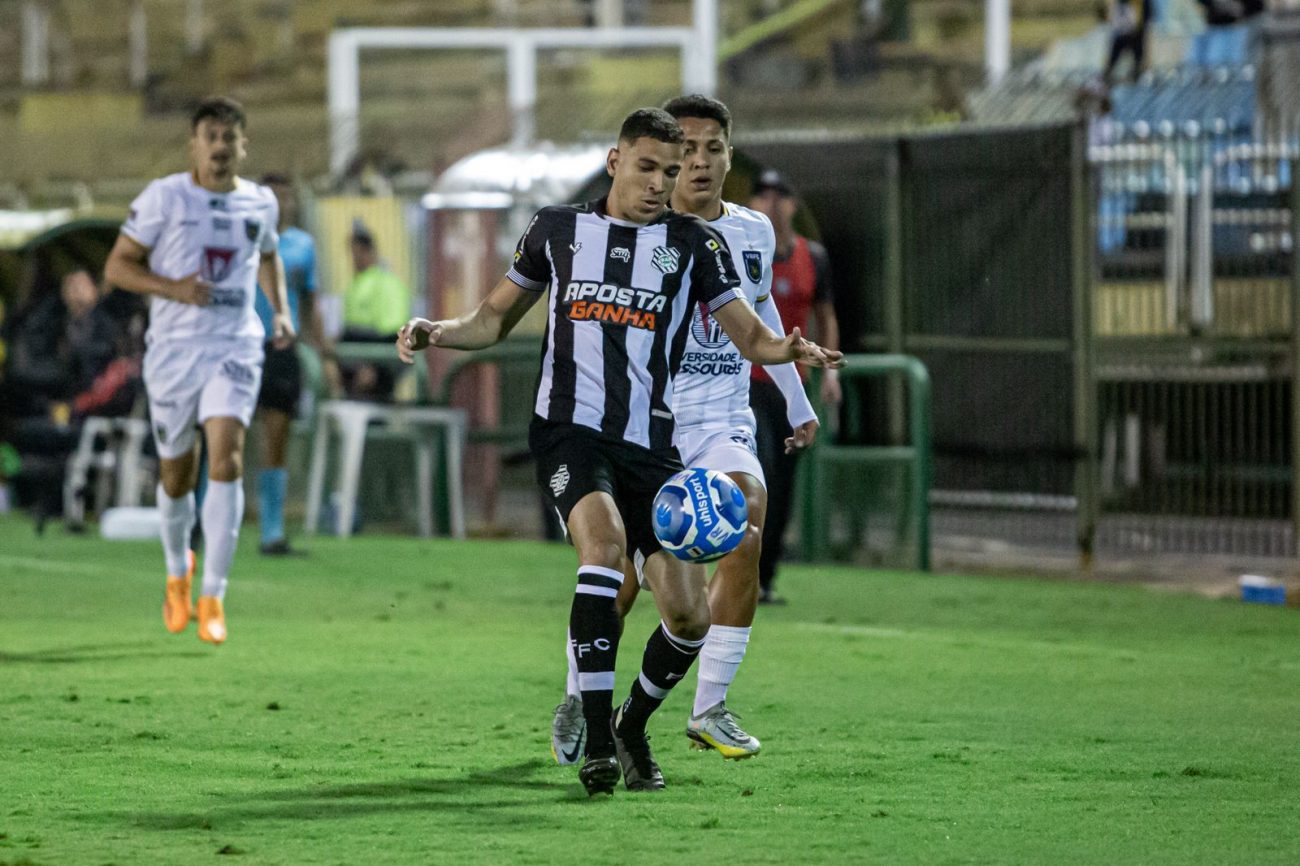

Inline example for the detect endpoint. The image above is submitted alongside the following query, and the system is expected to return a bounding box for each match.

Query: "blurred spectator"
[1191,0,1262,66]
[1197,0,1264,27]
[1105,0,1152,85]
[0,268,142,524]
[340,219,411,400]
[748,170,841,605]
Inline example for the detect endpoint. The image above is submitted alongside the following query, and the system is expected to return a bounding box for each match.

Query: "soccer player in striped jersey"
[551,95,819,764]
[398,107,842,795]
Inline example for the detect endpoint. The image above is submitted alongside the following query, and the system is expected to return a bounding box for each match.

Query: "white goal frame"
[327,4,718,176]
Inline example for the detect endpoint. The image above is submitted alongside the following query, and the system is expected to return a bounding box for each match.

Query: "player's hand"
[168,272,211,306]
[271,312,296,350]
[397,317,443,364]
[785,327,845,369]
[784,418,820,454]
[820,367,843,406]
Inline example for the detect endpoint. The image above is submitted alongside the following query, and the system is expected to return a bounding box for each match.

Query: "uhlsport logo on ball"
[652,468,748,562]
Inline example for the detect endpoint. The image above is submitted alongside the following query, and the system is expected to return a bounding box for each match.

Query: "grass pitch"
[2,515,1299,865]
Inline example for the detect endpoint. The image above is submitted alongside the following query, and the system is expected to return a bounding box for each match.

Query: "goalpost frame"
[327,5,719,177]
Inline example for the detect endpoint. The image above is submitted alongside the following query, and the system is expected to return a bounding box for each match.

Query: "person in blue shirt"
[253,173,331,555]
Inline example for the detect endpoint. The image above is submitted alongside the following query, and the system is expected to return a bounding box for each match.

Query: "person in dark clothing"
[1197,0,1264,27]
[0,268,141,522]
[1104,0,1153,85]
[748,170,842,604]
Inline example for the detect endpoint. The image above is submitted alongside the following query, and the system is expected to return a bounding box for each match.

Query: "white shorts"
[675,426,766,489]
[143,339,264,459]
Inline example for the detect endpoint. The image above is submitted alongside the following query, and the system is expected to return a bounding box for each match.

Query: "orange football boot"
[162,550,196,634]
[197,596,227,645]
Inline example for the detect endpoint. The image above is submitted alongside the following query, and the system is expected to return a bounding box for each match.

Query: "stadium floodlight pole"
[327,15,715,178]
[692,0,719,96]
[185,0,205,55]
[21,0,50,86]
[985,0,1010,86]
[128,0,148,89]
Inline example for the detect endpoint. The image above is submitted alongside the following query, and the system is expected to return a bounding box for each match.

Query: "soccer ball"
[652,468,748,563]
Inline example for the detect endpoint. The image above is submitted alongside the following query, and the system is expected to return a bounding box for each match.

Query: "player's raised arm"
[396,274,540,363]
[712,301,842,369]
[399,204,556,363]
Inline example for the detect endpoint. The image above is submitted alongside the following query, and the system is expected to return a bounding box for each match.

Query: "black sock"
[619,622,704,733]
[569,565,624,756]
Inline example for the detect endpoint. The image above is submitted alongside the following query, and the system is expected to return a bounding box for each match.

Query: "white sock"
[564,628,580,700]
[156,483,195,578]
[200,479,244,600]
[693,624,751,717]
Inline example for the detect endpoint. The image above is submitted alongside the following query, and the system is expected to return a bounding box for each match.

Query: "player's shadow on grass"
[0,641,207,664]
[122,760,586,829]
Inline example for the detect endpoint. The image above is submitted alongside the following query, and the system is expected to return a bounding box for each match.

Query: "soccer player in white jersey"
[550,95,818,763]
[398,108,842,795]
[105,97,292,645]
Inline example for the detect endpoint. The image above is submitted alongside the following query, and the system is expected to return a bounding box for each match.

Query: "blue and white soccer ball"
[652,468,748,563]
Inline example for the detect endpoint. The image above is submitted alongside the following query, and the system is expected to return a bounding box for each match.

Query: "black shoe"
[758,588,787,606]
[578,754,620,796]
[611,702,665,791]
[260,538,306,557]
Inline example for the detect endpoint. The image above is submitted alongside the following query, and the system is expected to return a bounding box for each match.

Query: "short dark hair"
[617,108,683,146]
[661,94,732,139]
[190,96,246,132]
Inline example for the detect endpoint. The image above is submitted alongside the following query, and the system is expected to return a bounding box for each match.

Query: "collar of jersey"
[589,197,671,228]
[188,172,241,196]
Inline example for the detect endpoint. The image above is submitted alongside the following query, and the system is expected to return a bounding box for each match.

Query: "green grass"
[2,515,1299,865]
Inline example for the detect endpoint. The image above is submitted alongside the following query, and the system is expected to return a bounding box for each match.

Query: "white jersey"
[673,202,788,436]
[123,172,279,345]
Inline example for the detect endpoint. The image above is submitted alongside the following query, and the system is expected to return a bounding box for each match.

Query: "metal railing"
[1090,129,1300,555]
[797,354,932,570]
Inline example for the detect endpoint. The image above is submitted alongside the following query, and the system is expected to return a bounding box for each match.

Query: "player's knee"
[577,541,624,572]
[207,451,243,483]
[664,609,710,642]
[159,475,191,499]
[737,522,764,560]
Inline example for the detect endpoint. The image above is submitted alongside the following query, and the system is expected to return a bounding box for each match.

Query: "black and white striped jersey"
[506,198,742,450]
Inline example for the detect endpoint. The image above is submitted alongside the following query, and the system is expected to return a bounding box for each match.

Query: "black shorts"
[529,417,683,563]
[256,342,302,416]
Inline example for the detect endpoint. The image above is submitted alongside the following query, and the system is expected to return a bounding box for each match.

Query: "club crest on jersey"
[651,245,680,275]
[743,250,763,283]
[201,247,237,283]
[244,218,262,242]
[690,301,730,349]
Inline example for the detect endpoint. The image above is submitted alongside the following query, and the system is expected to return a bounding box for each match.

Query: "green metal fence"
[797,354,932,570]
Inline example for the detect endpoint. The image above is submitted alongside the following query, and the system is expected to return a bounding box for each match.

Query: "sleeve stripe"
[506,266,547,293]
[704,289,742,315]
